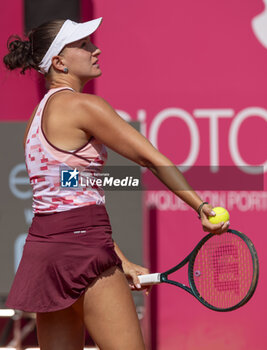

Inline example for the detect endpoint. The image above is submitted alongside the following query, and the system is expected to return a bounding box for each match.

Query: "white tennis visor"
[39,17,102,74]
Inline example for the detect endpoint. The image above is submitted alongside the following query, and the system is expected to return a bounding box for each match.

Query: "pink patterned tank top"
[25,87,107,214]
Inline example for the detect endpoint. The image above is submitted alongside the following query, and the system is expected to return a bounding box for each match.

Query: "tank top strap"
[26,87,75,142]
[35,87,74,124]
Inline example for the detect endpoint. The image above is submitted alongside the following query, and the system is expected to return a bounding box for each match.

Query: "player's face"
[61,37,102,81]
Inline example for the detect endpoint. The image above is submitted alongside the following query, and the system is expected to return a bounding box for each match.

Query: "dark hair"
[3,20,65,75]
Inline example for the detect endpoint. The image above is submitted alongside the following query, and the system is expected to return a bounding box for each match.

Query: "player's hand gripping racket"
[138,229,259,311]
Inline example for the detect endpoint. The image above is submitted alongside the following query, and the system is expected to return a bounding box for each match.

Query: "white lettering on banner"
[9,163,32,199]
[14,233,27,273]
[146,191,189,211]
[116,109,148,137]
[227,191,267,211]
[194,109,234,173]
[149,108,199,170]
[146,191,267,211]
[116,109,132,122]
[199,191,227,208]
[229,107,267,174]
[118,106,266,174]
[24,208,33,225]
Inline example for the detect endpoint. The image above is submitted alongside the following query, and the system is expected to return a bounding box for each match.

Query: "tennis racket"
[138,229,259,311]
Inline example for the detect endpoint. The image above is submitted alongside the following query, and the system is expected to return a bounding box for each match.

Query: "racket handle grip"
[138,273,161,285]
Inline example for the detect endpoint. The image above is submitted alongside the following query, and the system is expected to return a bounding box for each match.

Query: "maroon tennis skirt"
[6,204,122,313]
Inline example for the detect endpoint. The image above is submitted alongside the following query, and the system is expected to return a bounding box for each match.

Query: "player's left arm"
[75,94,227,233]
[75,95,200,207]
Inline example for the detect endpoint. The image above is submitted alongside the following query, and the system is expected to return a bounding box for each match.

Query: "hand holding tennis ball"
[208,207,230,224]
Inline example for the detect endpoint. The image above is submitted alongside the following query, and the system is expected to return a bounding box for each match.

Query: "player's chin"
[92,70,102,78]
[86,68,102,79]
[93,66,102,75]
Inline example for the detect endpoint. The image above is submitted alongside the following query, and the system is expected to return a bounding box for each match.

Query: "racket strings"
[192,232,254,309]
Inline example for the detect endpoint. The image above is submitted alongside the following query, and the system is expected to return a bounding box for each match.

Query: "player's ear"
[51,55,66,73]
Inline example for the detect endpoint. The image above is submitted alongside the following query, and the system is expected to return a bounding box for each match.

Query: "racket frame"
[187,229,259,311]
[160,253,193,295]
[139,229,259,312]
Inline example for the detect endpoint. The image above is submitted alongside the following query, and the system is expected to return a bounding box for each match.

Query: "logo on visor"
[61,168,79,188]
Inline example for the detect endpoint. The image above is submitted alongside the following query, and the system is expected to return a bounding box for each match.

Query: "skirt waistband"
[29,204,110,238]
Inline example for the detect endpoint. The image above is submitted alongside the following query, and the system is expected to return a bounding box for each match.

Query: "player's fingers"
[202,215,222,229]
[214,221,230,234]
[136,268,152,293]
[203,220,224,233]
[202,205,216,217]
[221,221,230,232]
[127,264,150,290]
[206,221,230,235]
[129,282,135,290]
[129,270,143,289]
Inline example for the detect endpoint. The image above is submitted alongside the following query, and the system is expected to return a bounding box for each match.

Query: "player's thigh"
[36,302,85,350]
[83,266,146,350]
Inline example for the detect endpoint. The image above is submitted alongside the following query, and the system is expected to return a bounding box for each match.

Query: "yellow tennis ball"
[209,207,230,224]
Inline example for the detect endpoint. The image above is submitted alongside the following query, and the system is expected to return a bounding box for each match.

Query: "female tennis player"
[3,18,229,350]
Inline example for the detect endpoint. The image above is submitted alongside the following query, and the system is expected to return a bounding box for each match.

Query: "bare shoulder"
[47,90,84,109]
[77,93,113,114]
[70,93,119,128]
[43,91,116,141]
[48,91,111,116]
